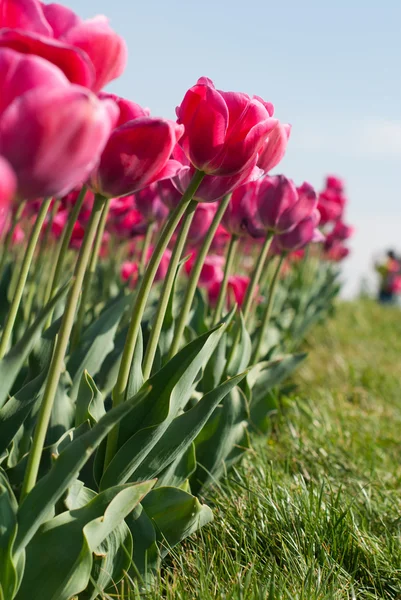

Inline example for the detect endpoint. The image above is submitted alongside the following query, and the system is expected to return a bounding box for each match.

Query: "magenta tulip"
[0,0,127,92]
[222,180,264,238]
[275,209,324,251]
[186,203,217,245]
[91,118,184,198]
[185,253,224,287]
[157,178,183,209]
[257,122,291,173]
[176,77,277,176]
[172,144,262,203]
[256,175,299,233]
[134,183,168,224]
[0,156,17,233]
[99,93,150,127]
[0,84,118,199]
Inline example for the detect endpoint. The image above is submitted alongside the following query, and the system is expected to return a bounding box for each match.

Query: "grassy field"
[126,300,401,599]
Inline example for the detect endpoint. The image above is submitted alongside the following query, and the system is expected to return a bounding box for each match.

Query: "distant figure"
[375,250,401,304]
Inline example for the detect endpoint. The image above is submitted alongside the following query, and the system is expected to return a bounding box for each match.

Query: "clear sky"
[66,0,401,296]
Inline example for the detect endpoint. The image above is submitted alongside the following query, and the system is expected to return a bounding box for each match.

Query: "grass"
[125,299,401,599]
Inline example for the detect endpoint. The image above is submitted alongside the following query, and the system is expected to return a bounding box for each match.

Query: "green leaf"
[75,371,105,427]
[126,504,159,581]
[67,292,132,401]
[226,312,252,377]
[132,371,248,482]
[100,322,228,490]
[16,481,154,600]
[0,284,69,409]
[0,370,47,457]
[141,487,213,556]
[0,471,23,600]
[156,443,196,489]
[191,386,249,494]
[15,383,151,553]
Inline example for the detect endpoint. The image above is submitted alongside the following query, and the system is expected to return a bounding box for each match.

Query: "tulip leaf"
[16,481,154,600]
[100,322,227,490]
[0,471,23,600]
[191,386,249,494]
[15,382,151,553]
[75,371,105,427]
[156,443,196,489]
[131,371,248,482]
[0,284,69,409]
[141,486,213,556]
[67,292,132,401]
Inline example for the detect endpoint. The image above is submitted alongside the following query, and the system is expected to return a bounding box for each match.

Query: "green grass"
[125,300,401,599]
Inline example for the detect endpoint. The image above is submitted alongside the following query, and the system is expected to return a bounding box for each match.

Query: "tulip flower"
[317,188,346,225]
[275,209,324,251]
[0,0,127,92]
[222,180,264,238]
[325,241,350,262]
[99,93,150,127]
[0,84,118,199]
[0,156,16,233]
[90,118,184,198]
[326,175,344,193]
[134,183,168,224]
[327,220,354,242]
[172,144,262,203]
[185,253,224,287]
[176,77,277,176]
[121,261,138,287]
[257,122,291,173]
[157,178,183,209]
[186,203,217,246]
[257,176,318,234]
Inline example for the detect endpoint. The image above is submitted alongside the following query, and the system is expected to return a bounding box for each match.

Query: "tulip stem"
[0,197,52,358]
[169,193,233,359]
[0,202,25,275]
[142,200,197,380]
[251,254,285,362]
[139,222,155,276]
[225,232,273,373]
[212,232,239,326]
[104,170,205,470]
[20,194,106,499]
[71,197,111,350]
[43,186,87,327]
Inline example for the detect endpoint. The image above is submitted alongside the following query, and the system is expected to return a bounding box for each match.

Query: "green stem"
[71,198,111,350]
[225,232,273,373]
[26,199,60,324]
[142,200,197,380]
[251,254,285,362]
[0,197,52,358]
[43,186,87,309]
[20,194,106,499]
[104,170,205,469]
[0,202,25,275]
[139,222,155,276]
[212,232,239,327]
[169,193,233,358]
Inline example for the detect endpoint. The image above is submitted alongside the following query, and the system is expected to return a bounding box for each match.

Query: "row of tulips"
[0,1,354,598]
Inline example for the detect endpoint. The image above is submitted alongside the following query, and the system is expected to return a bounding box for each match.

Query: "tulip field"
[0,1,381,599]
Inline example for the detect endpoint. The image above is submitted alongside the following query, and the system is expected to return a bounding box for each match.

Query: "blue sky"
[66,0,401,296]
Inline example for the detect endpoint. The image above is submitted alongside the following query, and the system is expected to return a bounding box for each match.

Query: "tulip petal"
[0,0,52,35]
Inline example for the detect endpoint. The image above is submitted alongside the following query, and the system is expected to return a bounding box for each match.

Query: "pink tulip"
[325,175,344,193]
[275,209,324,252]
[222,180,264,238]
[99,93,150,127]
[210,224,230,252]
[121,261,138,287]
[172,144,262,203]
[157,178,183,209]
[257,122,291,173]
[176,77,277,176]
[256,176,318,234]
[0,0,127,92]
[134,183,168,224]
[317,189,346,225]
[0,84,118,199]
[0,156,16,233]
[90,118,184,198]
[327,220,354,242]
[186,203,217,245]
[185,253,224,287]
[325,241,350,262]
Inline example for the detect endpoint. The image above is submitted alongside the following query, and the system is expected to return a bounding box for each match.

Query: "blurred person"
[375,250,401,304]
